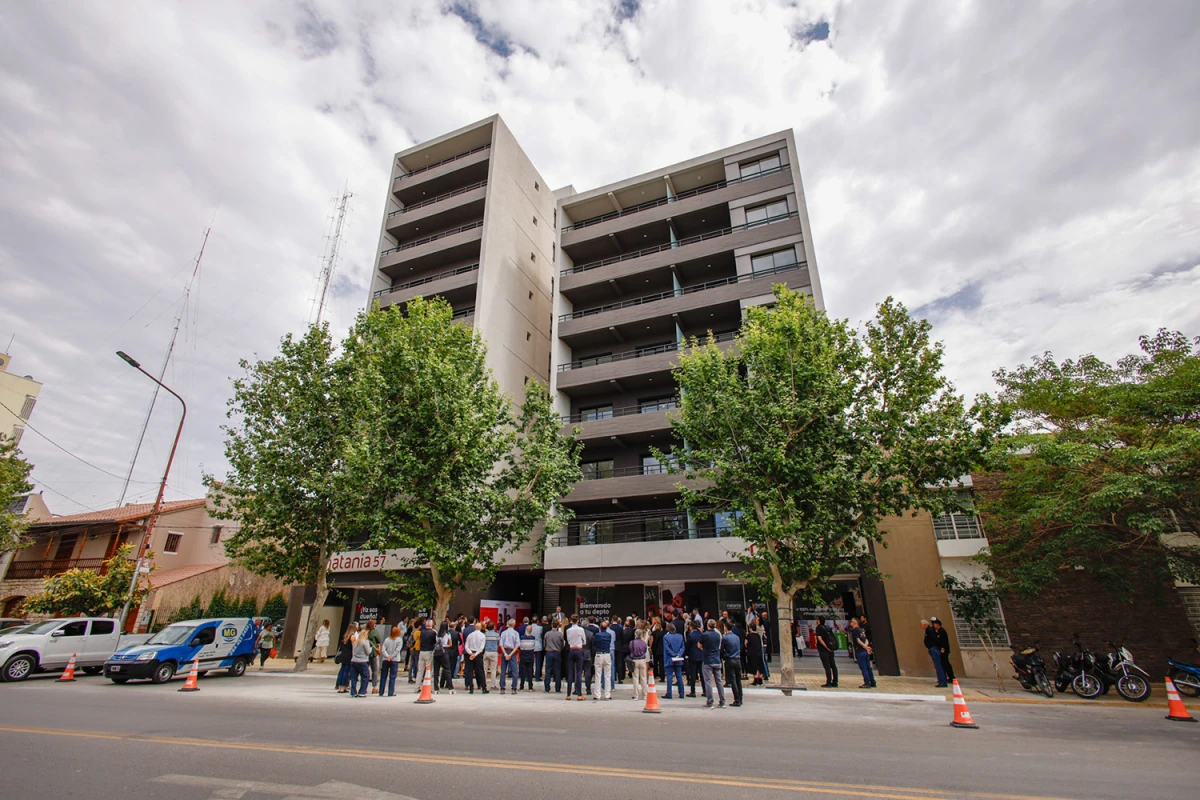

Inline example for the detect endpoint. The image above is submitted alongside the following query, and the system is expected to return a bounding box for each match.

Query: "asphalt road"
[0,670,1196,800]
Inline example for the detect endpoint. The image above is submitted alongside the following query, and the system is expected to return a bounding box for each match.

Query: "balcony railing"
[5,558,108,580]
[387,180,488,217]
[373,264,480,299]
[579,463,675,481]
[558,260,807,322]
[393,144,491,183]
[381,220,484,256]
[547,508,734,547]
[561,165,788,233]
[561,211,799,276]
[452,307,475,320]
[559,398,679,424]
[558,331,736,373]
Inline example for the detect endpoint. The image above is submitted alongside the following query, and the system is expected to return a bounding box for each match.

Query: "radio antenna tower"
[313,184,353,325]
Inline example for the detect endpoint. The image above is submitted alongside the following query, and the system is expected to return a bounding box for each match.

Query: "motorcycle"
[1094,641,1152,702]
[1167,640,1200,698]
[1011,644,1055,698]
[1055,636,1103,699]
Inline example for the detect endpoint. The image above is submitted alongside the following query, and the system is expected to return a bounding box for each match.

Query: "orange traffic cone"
[643,668,662,714]
[949,680,978,729]
[178,659,200,692]
[414,665,435,704]
[58,653,78,682]
[1165,677,1196,723]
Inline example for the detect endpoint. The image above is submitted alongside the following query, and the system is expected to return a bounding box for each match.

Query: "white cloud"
[0,0,1197,512]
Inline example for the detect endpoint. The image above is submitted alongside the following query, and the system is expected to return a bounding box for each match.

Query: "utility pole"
[313,185,353,325]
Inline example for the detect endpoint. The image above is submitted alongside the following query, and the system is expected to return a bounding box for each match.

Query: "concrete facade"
[322,117,970,678]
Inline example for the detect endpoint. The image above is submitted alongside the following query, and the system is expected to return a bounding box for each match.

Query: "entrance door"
[53,534,79,564]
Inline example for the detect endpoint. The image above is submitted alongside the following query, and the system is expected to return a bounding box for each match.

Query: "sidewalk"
[256,657,1169,707]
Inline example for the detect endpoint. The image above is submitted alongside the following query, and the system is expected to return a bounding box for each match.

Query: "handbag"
[269,647,278,659]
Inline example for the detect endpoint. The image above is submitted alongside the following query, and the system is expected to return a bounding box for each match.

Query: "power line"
[31,478,102,512]
[0,398,158,484]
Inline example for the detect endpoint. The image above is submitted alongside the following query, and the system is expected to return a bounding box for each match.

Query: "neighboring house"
[0,497,283,630]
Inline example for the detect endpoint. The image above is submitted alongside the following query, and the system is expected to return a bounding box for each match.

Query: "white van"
[0,617,146,682]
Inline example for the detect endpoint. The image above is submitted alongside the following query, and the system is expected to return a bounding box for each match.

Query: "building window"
[750,248,799,274]
[210,526,223,545]
[714,510,744,536]
[10,426,23,446]
[739,153,782,179]
[580,460,615,480]
[948,599,1010,649]
[641,453,676,475]
[20,395,36,420]
[643,512,686,540]
[744,198,789,227]
[933,491,985,540]
[1179,588,1200,638]
[639,396,677,413]
[580,405,613,421]
[164,532,183,553]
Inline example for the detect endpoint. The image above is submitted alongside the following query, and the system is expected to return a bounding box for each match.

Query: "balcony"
[558,261,809,341]
[561,165,793,249]
[556,332,734,395]
[373,264,479,309]
[561,402,675,442]
[563,467,687,504]
[385,181,487,238]
[378,220,484,279]
[5,558,108,580]
[391,144,491,202]
[560,212,802,296]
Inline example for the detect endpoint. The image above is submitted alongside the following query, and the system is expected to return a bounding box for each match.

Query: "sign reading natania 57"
[328,550,407,572]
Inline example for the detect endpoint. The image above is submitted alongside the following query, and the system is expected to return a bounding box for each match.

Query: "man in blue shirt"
[591,619,614,700]
[499,619,521,694]
[685,620,704,697]
[699,619,726,709]
[662,621,685,699]
[721,620,743,706]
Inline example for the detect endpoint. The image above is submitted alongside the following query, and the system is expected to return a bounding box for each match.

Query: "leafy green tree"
[938,573,1008,690]
[24,544,148,617]
[980,329,1200,599]
[205,323,353,672]
[667,286,999,690]
[0,437,34,553]
[340,298,582,622]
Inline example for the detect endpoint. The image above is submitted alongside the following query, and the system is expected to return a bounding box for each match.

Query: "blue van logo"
[221,625,239,641]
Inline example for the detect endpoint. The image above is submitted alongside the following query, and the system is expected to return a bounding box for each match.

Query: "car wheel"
[151,661,176,684]
[2,654,37,682]
[110,678,129,684]
[228,657,247,677]
[82,666,103,676]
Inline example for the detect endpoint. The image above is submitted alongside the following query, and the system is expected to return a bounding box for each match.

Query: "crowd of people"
[321,605,887,703]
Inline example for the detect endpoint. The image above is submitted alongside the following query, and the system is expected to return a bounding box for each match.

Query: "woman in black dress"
[745,623,765,685]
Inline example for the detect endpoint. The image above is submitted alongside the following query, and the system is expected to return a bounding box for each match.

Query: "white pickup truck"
[0,617,150,682]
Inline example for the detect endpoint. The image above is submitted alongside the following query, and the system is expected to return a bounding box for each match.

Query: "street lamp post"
[115,350,187,633]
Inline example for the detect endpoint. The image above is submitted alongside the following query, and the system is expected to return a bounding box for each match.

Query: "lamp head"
[116,351,140,369]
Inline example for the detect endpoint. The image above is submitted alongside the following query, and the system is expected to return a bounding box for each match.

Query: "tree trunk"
[293,547,329,673]
[429,561,455,624]
[776,591,797,695]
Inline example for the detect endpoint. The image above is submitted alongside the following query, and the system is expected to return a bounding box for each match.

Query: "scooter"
[1011,644,1054,698]
[1167,640,1200,698]
[1095,641,1152,702]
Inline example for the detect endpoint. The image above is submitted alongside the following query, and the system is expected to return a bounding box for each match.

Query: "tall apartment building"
[285,115,968,677]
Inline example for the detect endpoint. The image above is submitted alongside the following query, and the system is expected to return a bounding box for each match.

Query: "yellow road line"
[0,724,1072,800]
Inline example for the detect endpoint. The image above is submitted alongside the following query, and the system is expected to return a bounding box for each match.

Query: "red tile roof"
[149,562,225,589]
[28,499,207,528]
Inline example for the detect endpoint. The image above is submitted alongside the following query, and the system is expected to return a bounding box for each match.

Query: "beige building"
[0,497,283,629]
[0,351,41,447]
[282,116,974,678]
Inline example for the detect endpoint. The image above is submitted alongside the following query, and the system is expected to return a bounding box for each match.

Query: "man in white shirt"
[531,617,546,681]
[463,622,488,694]
[499,618,521,694]
[565,614,588,700]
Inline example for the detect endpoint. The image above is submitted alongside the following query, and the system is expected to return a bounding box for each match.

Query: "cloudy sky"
[1,1,1197,515]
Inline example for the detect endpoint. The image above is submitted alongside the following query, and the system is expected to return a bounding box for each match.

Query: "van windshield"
[146,625,196,646]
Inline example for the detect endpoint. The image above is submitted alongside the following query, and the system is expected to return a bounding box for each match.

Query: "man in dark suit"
[931,617,955,682]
